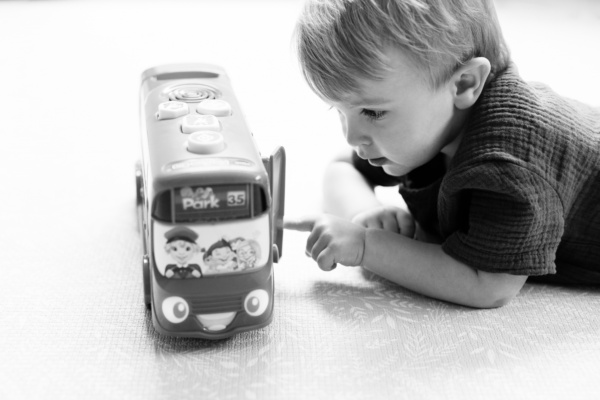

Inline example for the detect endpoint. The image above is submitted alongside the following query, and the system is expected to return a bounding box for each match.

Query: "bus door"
[263,146,286,262]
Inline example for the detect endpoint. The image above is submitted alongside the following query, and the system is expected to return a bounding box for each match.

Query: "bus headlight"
[244,289,269,317]
[162,296,189,324]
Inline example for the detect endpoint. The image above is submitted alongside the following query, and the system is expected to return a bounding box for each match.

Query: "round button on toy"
[196,99,232,117]
[187,130,226,154]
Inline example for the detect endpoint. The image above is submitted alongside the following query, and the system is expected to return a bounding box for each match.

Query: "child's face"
[329,47,463,176]
[167,240,195,264]
[238,244,255,261]
[213,247,234,261]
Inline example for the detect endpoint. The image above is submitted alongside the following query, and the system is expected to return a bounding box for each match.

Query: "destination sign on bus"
[173,184,250,221]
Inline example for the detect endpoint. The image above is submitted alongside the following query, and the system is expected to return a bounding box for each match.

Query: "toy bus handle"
[264,146,286,262]
[141,63,226,83]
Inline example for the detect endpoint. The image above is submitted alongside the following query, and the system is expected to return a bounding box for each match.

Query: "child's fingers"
[306,224,321,254]
[396,211,416,238]
[381,216,400,233]
[365,218,383,230]
[283,216,317,232]
[316,248,337,271]
[308,233,329,261]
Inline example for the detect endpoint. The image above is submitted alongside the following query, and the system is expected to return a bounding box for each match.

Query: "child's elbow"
[468,272,527,309]
[450,286,518,309]
[473,293,516,309]
[461,292,514,309]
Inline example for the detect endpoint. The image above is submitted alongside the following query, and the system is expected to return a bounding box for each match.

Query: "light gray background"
[1,1,599,399]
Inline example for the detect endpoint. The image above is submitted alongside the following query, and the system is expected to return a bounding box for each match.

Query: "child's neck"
[441,132,463,169]
[440,108,470,169]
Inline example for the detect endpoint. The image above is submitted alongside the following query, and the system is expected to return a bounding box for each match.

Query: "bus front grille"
[188,294,244,314]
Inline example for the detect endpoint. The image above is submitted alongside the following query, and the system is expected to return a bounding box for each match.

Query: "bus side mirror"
[263,146,286,262]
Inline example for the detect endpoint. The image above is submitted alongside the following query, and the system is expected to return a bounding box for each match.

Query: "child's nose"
[344,122,371,147]
[337,111,371,147]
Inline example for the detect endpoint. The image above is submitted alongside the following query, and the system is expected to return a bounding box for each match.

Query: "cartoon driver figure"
[163,226,203,279]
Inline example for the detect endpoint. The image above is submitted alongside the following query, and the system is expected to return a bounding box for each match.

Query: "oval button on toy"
[181,114,221,133]
[187,130,226,154]
[197,99,232,117]
[157,101,189,120]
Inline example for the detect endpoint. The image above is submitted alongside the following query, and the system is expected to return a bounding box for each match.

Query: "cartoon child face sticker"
[230,237,261,270]
[237,242,257,268]
[165,240,197,265]
[212,246,235,263]
[203,239,238,273]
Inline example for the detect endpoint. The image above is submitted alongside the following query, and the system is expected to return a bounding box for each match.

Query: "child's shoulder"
[480,63,599,125]
[450,63,600,201]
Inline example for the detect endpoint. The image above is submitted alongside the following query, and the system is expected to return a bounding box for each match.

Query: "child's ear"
[452,57,491,110]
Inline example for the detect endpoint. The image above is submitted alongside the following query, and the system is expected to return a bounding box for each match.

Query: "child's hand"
[284,214,366,271]
[351,205,415,238]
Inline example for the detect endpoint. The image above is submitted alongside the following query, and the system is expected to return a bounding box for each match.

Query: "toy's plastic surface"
[136,64,285,339]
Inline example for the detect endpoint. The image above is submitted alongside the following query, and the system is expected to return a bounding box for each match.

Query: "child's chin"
[382,164,408,177]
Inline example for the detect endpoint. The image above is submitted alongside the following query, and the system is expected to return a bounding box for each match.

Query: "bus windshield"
[151,183,271,278]
[153,214,270,278]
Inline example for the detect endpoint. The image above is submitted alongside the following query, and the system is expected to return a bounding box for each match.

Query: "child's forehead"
[331,48,428,106]
[333,76,416,107]
[171,240,193,247]
[340,90,394,107]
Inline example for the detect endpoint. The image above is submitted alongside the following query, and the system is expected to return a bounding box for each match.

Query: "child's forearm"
[323,161,381,219]
[362,229,527,308]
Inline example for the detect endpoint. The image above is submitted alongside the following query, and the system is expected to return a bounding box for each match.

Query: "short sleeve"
[440,163,565,276]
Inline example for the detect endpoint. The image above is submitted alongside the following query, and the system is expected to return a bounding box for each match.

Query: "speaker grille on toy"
[168,85,219,102]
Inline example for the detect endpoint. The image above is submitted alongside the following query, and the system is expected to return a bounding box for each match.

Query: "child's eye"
[360,109,386,121]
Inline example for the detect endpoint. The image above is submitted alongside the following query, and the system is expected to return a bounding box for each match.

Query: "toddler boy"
[285,0,600,308]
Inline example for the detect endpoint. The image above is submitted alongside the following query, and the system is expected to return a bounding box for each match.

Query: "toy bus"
[136,64,285,339]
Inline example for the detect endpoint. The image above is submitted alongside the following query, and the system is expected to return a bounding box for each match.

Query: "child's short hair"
[294,0,511,100]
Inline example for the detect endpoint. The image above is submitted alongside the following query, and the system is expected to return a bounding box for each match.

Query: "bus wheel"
[142,255,151,308]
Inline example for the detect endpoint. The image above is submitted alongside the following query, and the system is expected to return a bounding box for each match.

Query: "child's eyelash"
[360,109,386,121]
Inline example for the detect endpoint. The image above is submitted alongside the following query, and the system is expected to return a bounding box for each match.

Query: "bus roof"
[140,64,269,194]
